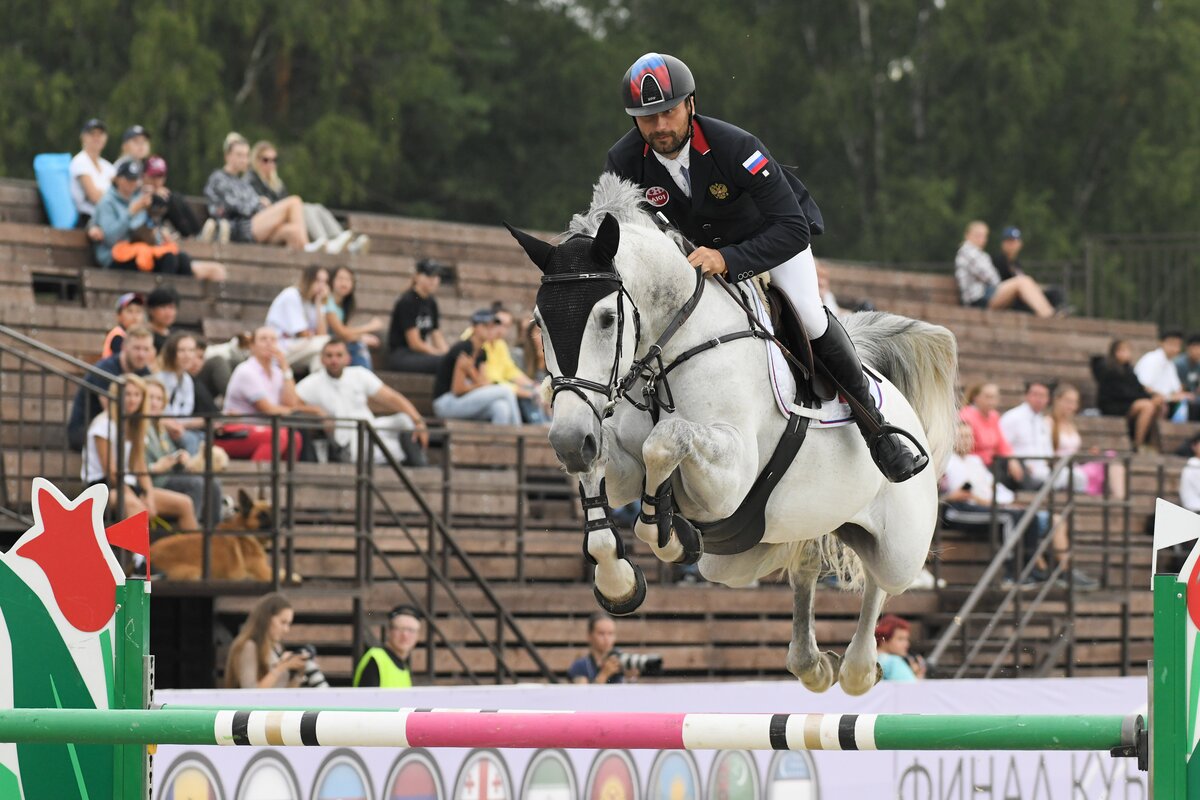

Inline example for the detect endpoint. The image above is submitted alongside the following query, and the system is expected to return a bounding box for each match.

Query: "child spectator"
[93,158,226,281]
[142,377,223,523]
[296,339,429,465]
[1181,435,1200,513]
[82,375,200,533]
[144,286,179,351]
[223,593,327,689]
[874,615,924,681]
[998,381,1053,489]
[324,266,383,369]
[247,140,369,254]
[1049,383,1126,500]
[119,125,151,164]
[156,332,219,454]
[432,309,521,424]
[143,156,201,239]
[954,221,1055,318]
[1091,339,1165,453]
[387,259,449,373]
[217,327,323,461]
[203,132,308,250]
[102,292,146,358]
[265,265,331,371]
[1177,336,1200,422]
[70,118,115,227]
[960,383,1025,488]
[1136,331,1194,421]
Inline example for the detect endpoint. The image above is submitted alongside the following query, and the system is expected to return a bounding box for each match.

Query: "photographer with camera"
[353,605,423,688]
[568,612,663,684]
[223,592,328,689]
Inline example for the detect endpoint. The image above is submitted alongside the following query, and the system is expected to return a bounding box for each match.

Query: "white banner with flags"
[153,676,1147,799]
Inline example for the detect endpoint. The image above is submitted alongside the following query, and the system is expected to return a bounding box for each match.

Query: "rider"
[603,52,927,483]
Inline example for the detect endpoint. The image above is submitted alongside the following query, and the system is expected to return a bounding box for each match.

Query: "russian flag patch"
[742,150,769,175]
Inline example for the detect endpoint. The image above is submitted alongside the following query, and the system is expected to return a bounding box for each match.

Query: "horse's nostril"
[581,433,598,462]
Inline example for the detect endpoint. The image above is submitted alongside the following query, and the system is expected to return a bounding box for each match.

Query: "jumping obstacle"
[1,481,1197,799]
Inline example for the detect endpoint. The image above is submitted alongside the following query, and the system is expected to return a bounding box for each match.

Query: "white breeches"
[768,246,829,339]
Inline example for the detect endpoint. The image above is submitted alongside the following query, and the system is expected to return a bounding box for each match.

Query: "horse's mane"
[563,173,688,252]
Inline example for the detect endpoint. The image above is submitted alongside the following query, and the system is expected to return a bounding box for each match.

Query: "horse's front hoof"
[672,516,702,565]
[594,564,647,616]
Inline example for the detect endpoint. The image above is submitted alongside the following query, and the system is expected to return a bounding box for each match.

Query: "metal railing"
[0,324,557,684]
[1082,234,1200,328]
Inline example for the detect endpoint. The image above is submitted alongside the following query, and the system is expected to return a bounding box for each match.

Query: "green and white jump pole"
[2,482,1199,798]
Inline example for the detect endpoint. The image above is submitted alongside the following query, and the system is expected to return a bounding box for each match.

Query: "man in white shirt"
[999,381,1054,488]
[1181,435,1200,513]
[1135,331,1193,417]
[297,338,429,465]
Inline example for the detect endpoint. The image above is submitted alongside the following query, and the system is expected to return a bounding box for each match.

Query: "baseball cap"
[1001,226,1022,241]
[115,292,145,312]
[415,258,446,277]
[388,604,422,621]
[81,118,106,134]
[122,125,150,143]
[114,158,143,181]
[146,286,179,309]
[145,155,167,177]
[470,308,499,325]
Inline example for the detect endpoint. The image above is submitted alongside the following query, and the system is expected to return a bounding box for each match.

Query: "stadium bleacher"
[0,175,1195,685]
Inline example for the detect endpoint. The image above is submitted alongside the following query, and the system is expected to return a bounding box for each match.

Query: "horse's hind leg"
[580,469,646,616]
[786,562,841,692]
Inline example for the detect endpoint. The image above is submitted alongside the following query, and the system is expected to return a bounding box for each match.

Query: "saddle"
[761,281,837,408]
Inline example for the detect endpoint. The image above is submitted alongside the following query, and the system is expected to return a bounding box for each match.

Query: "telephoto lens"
[615,651,664,676]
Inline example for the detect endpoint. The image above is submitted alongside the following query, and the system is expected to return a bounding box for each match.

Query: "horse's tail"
[843,311,960,474]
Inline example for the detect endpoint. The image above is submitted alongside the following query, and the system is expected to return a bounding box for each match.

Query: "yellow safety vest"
[352,647,413,688]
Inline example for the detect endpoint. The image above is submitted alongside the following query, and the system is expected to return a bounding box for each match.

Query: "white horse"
[508,175,958,695]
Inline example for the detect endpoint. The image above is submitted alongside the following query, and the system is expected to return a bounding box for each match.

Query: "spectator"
[67,325,157,451]
[145,286,179,352]
[1181,435,1200,513]
[247,140,369,255]
[203,132,308,250]
[520,318,549,384]
[217,326,323,461]
[954,221,1055,318]
[143,155,201,240]
[142,377,223,523]
[102,292,146,359]
[940,422,1097,588]
[324,266,384,369]
[1092,339,1165,453]
[223,592,328,689]
[998,381,1054,490]
[353,605,422,688]
[568,612,638,684]
[1049,383,1126,500]
[387,259,449,373]
[195,333,247,406]
[70,118,115,227]
[119,125,151,164]
[81,374,199,533]
[993,226,1066,311]
[156,332,219,454]
[296,339,429,465]
[476,306,545,423]
[266,265,332,371]
[1136,331,1193,421]
[874,615,924,681]
[960,383,1025,488]
[93,158,226,281]
[432,309,521,425]
[1177,335,1200,422]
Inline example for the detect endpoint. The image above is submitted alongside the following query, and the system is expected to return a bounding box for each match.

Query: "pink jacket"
[960,405,1013,466]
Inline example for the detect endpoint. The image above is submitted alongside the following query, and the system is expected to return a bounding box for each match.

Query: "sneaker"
[1001,573,1041,591]
[324,230,355,254]
[217,219,231,244]
[1056,568,1099,590]
[304,236,328,253]
[197,218,217,243]
[348,233,371,255]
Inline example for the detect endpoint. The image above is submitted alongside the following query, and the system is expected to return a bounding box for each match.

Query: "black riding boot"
[810,309,929,483]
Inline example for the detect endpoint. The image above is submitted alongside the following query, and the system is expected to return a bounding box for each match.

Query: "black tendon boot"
[810,309,929,482]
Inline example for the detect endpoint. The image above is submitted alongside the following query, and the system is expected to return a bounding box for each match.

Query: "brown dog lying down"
[149,489,275,581]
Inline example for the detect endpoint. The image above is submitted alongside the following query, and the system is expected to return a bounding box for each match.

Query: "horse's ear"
[591,213,620,266]
[504,222,555,273]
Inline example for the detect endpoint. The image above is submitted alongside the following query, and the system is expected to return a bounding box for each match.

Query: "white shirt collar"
[651,140,692,196]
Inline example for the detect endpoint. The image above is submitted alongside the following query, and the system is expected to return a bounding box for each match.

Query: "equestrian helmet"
[622,52,695,117]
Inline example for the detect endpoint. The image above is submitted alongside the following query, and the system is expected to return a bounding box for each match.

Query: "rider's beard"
[645,124,690,156]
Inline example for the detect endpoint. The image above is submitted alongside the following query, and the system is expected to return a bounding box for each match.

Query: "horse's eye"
[599,310,617,329]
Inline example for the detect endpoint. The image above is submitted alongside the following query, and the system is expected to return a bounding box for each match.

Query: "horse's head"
[507,213,634,473]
